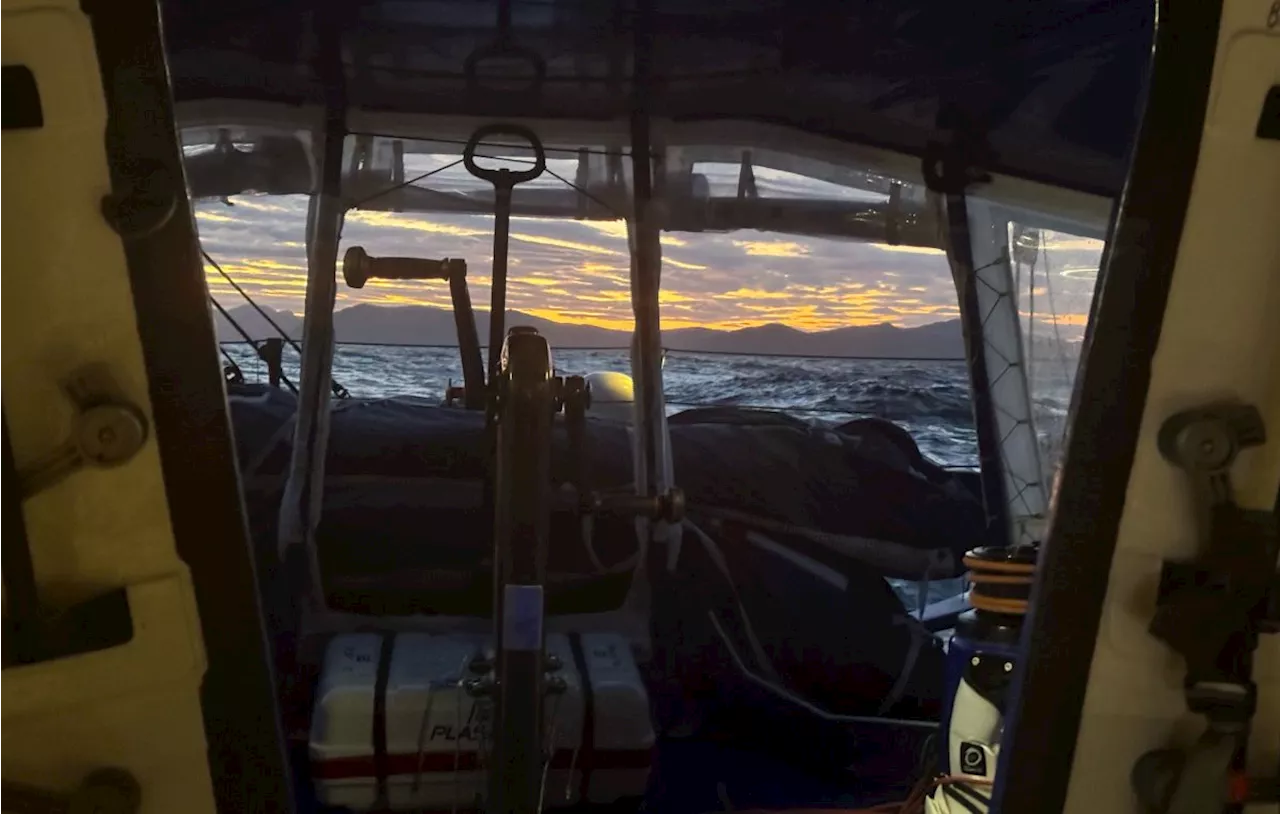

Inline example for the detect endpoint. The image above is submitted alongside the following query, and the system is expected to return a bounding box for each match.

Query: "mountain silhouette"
[213,302,971,359]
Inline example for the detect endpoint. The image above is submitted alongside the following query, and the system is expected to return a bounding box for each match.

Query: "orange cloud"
[196,211,238,224]
[346,211,488,238]
[575,290,633,303]
[579,221,629,240]
[512,276,565,287]
[200,186,1103,336]
[1021,311,1090,327]
[511,233,625,257]
[871,244,946,256]
[663,257,708,271]
[732,240,810,258]
[231,199,291,213]
[715,288,792,300]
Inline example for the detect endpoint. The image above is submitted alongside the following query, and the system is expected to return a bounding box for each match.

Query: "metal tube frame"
[628,0,665,531]
[487,327,556,814]
[278,15,348,609]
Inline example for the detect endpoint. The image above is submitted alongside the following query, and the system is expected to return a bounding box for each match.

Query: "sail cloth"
[159,0,1153,200]
[228,385,984,613]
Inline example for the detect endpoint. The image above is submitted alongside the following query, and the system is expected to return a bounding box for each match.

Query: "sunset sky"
[194,157,1105,336]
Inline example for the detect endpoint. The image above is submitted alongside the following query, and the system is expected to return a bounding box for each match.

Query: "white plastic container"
[310,631,655,811]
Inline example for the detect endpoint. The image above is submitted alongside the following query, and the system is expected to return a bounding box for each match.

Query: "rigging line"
[1019,233,1037,393]
[345,157,466,209]
[1037,231,1075,384]
[362,151,552,211]
[542,165,627,221]
[435,149,629,222]
[202,249,345,398]
[350,131,656,162]
[209,295,299,395]
[706,612,938,731]
[349,151,562,213]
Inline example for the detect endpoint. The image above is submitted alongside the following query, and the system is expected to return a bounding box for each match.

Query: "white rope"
[707,610,937,731]
[686,520,781,683]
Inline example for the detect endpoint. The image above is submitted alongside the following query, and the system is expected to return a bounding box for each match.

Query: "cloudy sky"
[194,153,1105,335]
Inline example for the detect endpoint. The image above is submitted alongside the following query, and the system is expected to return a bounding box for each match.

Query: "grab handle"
[463,124,547,188]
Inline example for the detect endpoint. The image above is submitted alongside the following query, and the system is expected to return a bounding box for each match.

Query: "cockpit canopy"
[161,0,1153,200]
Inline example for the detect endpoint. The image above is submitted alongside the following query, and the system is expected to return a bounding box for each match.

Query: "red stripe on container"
[313,748,653,780]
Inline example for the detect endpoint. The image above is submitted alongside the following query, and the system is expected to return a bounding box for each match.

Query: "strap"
[372,633,395,809]
[568,632,596,802]
[877,616,928,716]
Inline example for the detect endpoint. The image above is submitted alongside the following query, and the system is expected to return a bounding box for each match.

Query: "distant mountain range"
[214,302,1078,360]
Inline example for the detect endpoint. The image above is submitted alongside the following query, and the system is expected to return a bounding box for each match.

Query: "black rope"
[204,250,299,349]
[351,133,657,162]
[341,138,639,228]
[542,165,627,221]
[203,250,346,398]
[209,296,299,394]
[210,294,257,346]
[345,156,466,210]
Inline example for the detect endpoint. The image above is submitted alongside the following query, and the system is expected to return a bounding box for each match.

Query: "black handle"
[342,246,465,289]
[463,124,546,187]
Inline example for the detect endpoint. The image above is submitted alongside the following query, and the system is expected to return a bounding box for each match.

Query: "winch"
[925,545,1036,813]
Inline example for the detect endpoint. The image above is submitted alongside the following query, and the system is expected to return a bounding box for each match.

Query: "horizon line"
[219,299,963,335]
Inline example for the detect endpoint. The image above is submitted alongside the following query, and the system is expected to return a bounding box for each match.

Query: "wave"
[221,344,1005,465]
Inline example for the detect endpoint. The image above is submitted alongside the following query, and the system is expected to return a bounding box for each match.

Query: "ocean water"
[224,343,984,467]
[224,342,1078,608]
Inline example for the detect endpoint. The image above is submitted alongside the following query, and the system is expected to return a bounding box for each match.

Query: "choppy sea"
[224,343,991,466]
[224,342,1079,607]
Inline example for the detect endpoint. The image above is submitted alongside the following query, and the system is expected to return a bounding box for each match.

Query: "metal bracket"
[17,364,149,499]
[1149,402,1276,681]
[2,369,141,668]
[556,374,684,524]
[1133,401,1279,814]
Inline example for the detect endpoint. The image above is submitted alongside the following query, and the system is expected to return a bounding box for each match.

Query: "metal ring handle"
[463,124,547,187]
[464,41,547,96]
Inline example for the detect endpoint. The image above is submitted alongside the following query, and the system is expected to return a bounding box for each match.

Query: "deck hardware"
[462,123,547,385]
[99,161,177,240]
[342,247,484,407]
[463,0,546,96]
[1133,402,1278,813]
[18,365,148,499]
